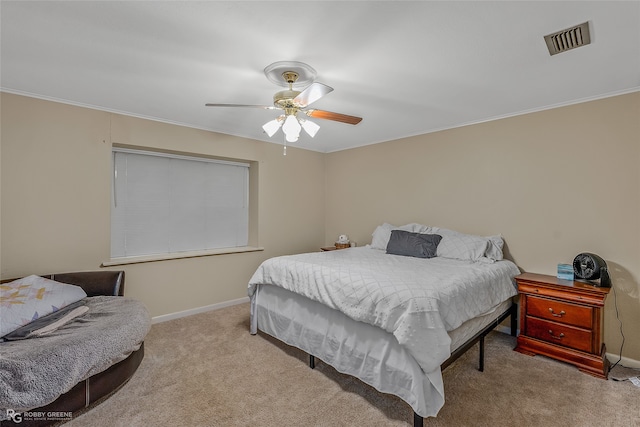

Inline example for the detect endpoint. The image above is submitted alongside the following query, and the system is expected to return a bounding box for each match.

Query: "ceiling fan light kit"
[206,61,362,148]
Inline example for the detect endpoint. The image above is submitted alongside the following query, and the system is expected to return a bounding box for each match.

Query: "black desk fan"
[573,253,611,287]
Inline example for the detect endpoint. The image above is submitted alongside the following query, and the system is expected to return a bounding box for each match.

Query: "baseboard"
[494,326,640,369]
[151,296,250,324]
[606,353,640,369]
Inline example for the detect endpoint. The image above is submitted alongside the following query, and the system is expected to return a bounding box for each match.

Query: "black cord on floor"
[608,283,625,372]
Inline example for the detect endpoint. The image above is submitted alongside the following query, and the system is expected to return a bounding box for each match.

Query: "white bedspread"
[248,247,520,374]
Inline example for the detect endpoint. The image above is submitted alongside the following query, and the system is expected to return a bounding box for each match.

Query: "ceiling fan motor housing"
[273,90,301,107]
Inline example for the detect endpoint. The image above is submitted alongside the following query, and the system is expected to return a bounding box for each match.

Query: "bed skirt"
[250,284,513,418]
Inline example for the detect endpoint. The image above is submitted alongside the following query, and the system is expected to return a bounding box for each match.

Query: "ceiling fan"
[206,61,362,143]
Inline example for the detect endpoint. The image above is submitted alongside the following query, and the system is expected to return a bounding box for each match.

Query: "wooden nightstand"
[321,244,350,251]
[514,272,610,379]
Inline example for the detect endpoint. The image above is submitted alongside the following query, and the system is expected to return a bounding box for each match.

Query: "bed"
[248,224,521,426]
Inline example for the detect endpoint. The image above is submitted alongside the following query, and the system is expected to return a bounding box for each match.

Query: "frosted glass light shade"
[262,116,284,137]
[300,119,320,137]
[282,115,301,142]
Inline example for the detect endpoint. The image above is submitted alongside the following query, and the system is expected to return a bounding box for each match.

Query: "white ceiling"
[2,1,639,153]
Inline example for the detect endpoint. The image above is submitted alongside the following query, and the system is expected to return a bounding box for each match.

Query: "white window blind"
[111,148,249,258]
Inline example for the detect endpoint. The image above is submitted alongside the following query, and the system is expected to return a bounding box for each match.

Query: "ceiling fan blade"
[205,103,276,109]
[305,109,362,125]
[293,83,333,108]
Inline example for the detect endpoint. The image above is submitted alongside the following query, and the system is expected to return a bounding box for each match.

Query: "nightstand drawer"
[526,317,592,353]
[527,296,593,329]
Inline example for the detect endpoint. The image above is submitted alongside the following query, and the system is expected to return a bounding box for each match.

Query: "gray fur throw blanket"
[0,296,150,418]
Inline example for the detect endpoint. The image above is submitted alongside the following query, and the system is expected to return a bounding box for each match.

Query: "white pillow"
[370,223,432,250]
[0,275,87,337]
[404,223,432,234]
[435,228,489,261]
[432,227,505,261]
[485,235,505,261]
[370,223,394,250]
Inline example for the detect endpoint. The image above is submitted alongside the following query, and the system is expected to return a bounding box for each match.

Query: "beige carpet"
[68,303,640,427]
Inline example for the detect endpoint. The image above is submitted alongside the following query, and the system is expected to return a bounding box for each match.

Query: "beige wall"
[325,92,640,362]
[1,93,326,316]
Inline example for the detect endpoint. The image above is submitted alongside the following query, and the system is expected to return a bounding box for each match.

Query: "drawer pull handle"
[548,308,566,317]
[548,330,565,340]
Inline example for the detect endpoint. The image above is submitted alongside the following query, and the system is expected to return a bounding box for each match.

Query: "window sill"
[101,246,264,267]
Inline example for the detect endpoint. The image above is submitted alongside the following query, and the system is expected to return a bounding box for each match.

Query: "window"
[111,148,250,259]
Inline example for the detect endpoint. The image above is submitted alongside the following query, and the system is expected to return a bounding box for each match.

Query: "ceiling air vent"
[544,22,591,56]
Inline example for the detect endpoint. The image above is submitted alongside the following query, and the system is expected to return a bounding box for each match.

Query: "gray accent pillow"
[386,230,442,258]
